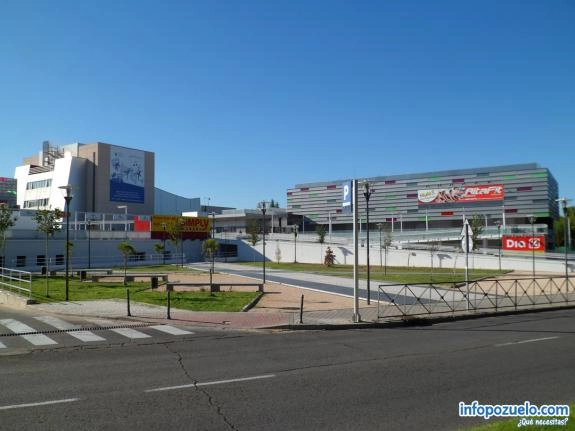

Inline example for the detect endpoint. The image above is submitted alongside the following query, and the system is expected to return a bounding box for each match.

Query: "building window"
[23,198,50,208]
[56,254,64,265]
[26,179,52,190]
[37,255,46,266]
[16,256,26,267]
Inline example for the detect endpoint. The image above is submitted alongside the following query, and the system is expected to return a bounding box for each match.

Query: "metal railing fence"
[377,276,574,319]
[0,267,32,299]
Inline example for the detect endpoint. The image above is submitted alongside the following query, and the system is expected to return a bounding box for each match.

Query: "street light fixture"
[363,181,372,305]
[58,185,73,301]
[87,220,92,269]
[556,198,570,287]
[494,220,502,272]
[293,224,298,263]
[179,218,185,268]
[377,223,383,271]
[161,222,167,265]
[117,205,128,238]
[211,212,216,276]
[258,201,267,284]
[529,215,536,277]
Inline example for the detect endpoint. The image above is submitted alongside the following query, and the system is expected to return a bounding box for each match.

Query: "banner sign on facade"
[417,184,504,205]
[110,145,145,204]
[502,235,546,252]
[342,181,352,214]
[151,215,211,240]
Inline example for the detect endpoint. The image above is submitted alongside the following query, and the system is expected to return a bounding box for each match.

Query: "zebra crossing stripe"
[149,325,194,336]
[33,316,105,342]
[0,319,57,346]
[110,327,151,339]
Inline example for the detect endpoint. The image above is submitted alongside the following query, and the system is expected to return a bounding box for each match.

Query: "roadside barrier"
[377,276,574,318]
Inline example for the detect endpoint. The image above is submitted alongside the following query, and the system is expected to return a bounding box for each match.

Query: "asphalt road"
[1,308,574,430]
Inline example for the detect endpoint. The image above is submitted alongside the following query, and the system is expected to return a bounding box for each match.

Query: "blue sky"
[1,0,573,209]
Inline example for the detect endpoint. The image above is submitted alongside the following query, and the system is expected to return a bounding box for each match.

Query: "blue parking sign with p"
[342,181,352,213]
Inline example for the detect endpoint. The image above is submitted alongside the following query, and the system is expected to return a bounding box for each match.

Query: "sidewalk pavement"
[29,263,383,330]
[31,299,382,330]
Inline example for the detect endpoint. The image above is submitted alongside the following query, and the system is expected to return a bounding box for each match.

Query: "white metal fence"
[0,267,32,300]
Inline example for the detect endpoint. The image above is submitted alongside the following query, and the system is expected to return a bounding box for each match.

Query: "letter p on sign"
[342,181,352,214]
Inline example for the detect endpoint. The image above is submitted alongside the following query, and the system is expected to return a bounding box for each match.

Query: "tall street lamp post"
[377,222,383,270]
[59,185,73,301]
[179,219,185,268]
[87,220,92,269]
[529,216,536,277]
[211,212,216,274]
[495,221,502,272]
[557,198,570,287]
[293,225,298,263]
[363,182,372,305]
[259,201,267,284]
[161,222,167,265]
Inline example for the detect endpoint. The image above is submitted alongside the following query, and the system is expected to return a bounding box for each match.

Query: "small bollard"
[126,288,131,317]
[299,294,304,324]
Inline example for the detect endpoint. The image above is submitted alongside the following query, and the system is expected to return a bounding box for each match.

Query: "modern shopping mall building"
[286,163,560,237]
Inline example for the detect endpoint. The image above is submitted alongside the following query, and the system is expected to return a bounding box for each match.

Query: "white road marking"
[34,316,80,330]
[145,374,276,393]
[495,336,559,347]
[33,316,105,342]
[0,341,6,349]
[0,398,79,411]
[148,325,194,336]
[111,327,151,339]
[0,319,57,346]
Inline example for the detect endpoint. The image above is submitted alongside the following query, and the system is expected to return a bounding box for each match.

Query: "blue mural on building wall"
[110,145,145,204]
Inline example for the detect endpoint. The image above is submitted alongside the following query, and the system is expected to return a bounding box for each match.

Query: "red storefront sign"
[502,235,546,252]
[418,184,504,205]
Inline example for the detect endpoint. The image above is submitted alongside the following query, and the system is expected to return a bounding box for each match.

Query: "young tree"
[316,224,327,244]
[34,208,63,297]
[324,246,335,266]
[469,214,484,251]
[117,241,136,286]
[167,219,185,267]
[0,205,17,267]
[246,219,260,246]
[154,242,166,264]
[202,238,219,273]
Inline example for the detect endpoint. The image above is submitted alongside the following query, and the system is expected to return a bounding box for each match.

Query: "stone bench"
[165,282,264,293]
[91,273,169,283]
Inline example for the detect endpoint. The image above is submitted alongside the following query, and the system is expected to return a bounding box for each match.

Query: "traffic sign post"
[461,219,473,311]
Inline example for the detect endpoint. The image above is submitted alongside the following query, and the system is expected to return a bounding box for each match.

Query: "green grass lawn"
[239,261,505,284]
[30,276,258,312]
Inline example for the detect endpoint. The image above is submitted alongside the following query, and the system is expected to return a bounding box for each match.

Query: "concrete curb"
[241,292,264,312]
[269,303,575,331]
